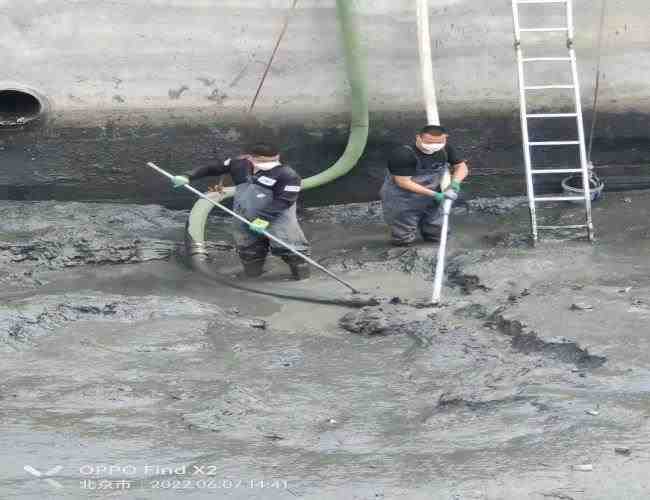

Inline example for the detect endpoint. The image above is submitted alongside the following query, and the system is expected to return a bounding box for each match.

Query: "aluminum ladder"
[511,0,594,243]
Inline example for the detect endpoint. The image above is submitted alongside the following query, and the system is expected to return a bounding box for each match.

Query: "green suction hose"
[186,0,369,247]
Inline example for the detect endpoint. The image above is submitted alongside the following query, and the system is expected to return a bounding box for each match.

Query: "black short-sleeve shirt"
[387,144,464,177]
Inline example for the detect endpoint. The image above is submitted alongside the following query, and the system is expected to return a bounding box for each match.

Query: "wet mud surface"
[1,192,650,499]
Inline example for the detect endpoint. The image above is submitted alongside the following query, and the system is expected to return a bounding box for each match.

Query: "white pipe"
[418,0,447,303]
[431,198,452,304]
[416,0,440,125]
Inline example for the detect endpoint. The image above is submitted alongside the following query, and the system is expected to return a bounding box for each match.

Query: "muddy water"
[1,194,650,499]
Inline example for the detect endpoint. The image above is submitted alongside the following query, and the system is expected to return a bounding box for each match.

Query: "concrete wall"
[1,0,649,206]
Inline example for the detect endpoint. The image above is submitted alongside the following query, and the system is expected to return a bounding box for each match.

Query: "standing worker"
[380,125,469,246]
[171,143,311,280]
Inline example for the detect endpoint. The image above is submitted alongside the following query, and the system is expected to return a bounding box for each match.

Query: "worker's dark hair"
[419,125,448,136]
[249,142,280,157]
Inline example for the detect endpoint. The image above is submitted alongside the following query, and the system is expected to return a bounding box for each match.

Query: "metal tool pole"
[146,162,360,294]
[431,198,453,304]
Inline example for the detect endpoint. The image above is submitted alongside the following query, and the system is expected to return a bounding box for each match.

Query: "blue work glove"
[171,175,189,188]
[450,180,462,192]
[434,189,458,203]
[249,218,270,234]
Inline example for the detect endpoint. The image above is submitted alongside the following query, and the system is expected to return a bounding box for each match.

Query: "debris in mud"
[507,288,531,303]
[345,294,381,308]
[483,231,530,248]
[489,310,607,368]
[340,306,393,335]
[466,196,527,215]
[585,409,600,416]
[249,319,267,329]
[262,433,285,441]
[0,294,221,348]
[614,447,631,456]
[304,201,384,225]
[0,201,192,286]
[446,265,491,295]
[435,392,532,412]
[454,303,489,319]
[570,302,594,311]
[339,305,409,335]
[305,197,528,225]
[628,299,649,314]
[182,384,273,434]
[541,493,577,500]
[324,246,437,278]
[571,464,593,472]
[268,349,304,368]
[388,247,434,276]
[412,300,437,309]
[1,238,175,269]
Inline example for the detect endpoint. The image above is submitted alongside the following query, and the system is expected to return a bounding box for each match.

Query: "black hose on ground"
[186,253,380,309]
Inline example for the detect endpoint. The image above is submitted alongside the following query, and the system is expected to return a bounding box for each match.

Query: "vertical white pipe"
[418,0,445,303]
[431,199,452,304]
[416,0,440,126]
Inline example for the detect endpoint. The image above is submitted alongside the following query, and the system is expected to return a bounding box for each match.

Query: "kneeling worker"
[380,125,469,246]
[171,143,310,280]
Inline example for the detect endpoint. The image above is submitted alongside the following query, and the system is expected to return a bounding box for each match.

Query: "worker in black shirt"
[380,125,469,246]
[171,143,310,280]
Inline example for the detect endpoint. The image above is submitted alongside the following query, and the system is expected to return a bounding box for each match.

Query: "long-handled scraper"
[146,162,361,294]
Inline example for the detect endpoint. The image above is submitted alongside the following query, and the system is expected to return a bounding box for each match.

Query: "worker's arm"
[451,161,469,183]
[172,157,252,189]
[170,158,233,188]
[446,144,469,189]
[187,158,233,181]
[387,146,437,196]
[392,176,437,197]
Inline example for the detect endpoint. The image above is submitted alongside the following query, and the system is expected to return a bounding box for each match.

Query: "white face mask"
[418,141,446,154]
[253,160,281,171]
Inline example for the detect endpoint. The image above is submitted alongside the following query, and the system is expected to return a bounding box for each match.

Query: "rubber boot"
[423,228,450,243]
[422,233,441,243]
[282,256,310,280]
[391,238,415,247]
[241,259,265,278]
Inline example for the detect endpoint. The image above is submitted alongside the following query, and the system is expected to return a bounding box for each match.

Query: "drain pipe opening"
[0,87,47,127]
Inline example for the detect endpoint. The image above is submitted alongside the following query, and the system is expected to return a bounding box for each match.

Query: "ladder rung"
[531,169,583,174]
[538,225,589,230]
[522,57,572,62]
[519,28,569,32]
[525,85,575,90]
[535,197,586,203]
[529,141,580,146]
[517,0,567,4]
[527,113,578,118]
